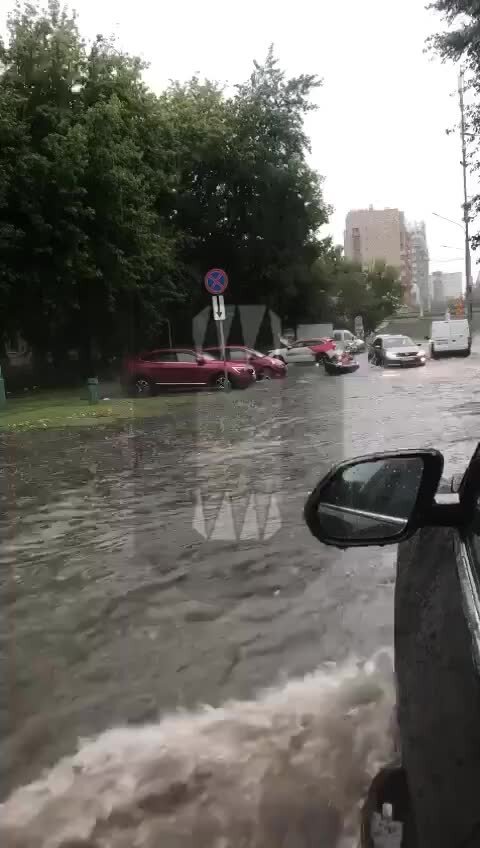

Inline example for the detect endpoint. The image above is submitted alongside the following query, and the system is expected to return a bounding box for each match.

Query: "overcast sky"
[6,0,478,284]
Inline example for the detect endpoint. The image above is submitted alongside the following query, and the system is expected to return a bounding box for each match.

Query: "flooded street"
[1,351,480,798]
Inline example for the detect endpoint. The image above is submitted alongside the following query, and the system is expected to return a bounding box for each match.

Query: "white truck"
[331,328,366,352]
[430,318,471,358]
[296,323,334,338]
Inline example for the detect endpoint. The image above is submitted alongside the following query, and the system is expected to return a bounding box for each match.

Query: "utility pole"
[458,69,473,328]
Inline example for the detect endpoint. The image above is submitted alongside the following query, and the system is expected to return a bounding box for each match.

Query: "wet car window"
[176,352,197,363]
[230,349,248,360]
[468,497,480,566]
[144,351,176,362]
[384,336,414,348]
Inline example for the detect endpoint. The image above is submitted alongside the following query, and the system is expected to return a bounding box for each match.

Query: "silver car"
[369,334,427,367]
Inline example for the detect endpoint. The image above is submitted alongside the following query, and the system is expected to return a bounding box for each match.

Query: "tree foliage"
[428,0,480,250]
[0,2,402,376]
[313,255,403,333]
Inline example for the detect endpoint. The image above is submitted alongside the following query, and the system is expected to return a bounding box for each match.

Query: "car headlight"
[385,352,397,359]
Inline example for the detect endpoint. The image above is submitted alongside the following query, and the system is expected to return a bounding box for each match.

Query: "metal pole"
[0,364,6,408]
[459,69,473,329]
[166,318,173,348]
[217,317,229,390]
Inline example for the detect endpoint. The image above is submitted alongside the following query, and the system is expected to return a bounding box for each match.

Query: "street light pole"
[458,69,473,328]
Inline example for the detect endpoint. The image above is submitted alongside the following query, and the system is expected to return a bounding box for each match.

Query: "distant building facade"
[429,271,462,309]
[344,206,413,304]
[408,222,430,311]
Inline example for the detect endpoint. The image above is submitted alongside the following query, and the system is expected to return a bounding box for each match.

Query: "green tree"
[364,261,404,331]
[428,1,480,67]
[328,258,402,332]
[0,1,181,373]
[164,48,330,326]
[0,3,338,371]
[428,1,480,249]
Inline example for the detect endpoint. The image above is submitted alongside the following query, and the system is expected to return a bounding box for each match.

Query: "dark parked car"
[203,346,287,380]
[304,444,480,848]
[123,348,255,395]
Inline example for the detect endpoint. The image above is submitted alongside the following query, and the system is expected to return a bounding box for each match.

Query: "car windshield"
[384,336,414,348]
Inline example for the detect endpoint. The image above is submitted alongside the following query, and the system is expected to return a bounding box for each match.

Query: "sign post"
[204,268,229,389]
[0,364,6,408]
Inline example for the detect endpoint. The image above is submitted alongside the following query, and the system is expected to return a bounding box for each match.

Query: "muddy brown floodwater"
[1,350,479,798]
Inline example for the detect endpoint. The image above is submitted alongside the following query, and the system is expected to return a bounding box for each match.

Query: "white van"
[332,328,366,352]
[430,319,471,358]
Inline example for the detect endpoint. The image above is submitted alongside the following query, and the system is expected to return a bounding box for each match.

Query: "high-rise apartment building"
[429,271,462,307]
[408,222,429,311]
[344,207,413,303]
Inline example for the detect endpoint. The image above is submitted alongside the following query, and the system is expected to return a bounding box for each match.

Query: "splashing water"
[0,651,396,848]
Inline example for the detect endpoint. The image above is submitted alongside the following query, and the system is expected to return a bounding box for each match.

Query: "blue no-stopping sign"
[204,268,229,295]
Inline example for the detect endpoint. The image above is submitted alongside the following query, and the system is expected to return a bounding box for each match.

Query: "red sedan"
[123,349,255,395]
[204,346,287,379]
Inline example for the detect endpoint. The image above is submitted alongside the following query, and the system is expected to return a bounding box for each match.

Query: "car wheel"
[461,348,471,357]
[131,376,154,397]
[212,373,233,390]
[431,344,439,360]
[360,764,415,848]
[315,353,326,364]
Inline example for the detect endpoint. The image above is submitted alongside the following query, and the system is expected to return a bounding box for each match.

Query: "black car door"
[395,444,480,848]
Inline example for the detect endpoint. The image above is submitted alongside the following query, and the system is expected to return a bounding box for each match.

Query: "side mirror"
[304,450,444,549]
[197,355,206,365]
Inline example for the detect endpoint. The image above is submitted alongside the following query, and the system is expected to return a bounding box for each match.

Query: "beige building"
[344,206,412,303]
[429,271,462,306]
